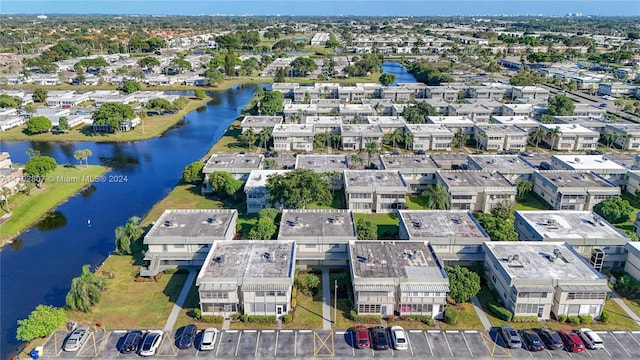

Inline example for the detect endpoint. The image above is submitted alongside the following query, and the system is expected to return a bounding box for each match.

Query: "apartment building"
[196,240,295,317]
[304,116,342,134]
[430,153,470,170]
[425,86,459,101]
[436,170,517,213]
[405,124,454,151]
[540,124,599,151]
[483,241,609,320]
[624,242,640,281]
[244,170,290,213]
[295,154,348,189]
[605,124,640,150]
[240,116,283,134]
[531,170,620,211]
[272,124,315,152]
[511,86,550,102]
[380,155,439,193]
[348,241,449,319]
[0,152,23,195]
[340,124,384,151]
[467,155,536,182]
[366,116,407,134]
[550,155,628,186]
[474,124,528,152]
[501,103,534,117]
[573,104,607,118]
[398,210,489,264]
[343,170,408,213]
[514,211,630,269]
[427,116,476,135]
[447,103,493,122]
[141,209,238,277]
[490,116,541,133]
[202,153,263,192]
[467,86,507,100]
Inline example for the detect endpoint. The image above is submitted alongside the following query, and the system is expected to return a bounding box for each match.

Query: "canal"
[382,61,418,85]
[0,85,256,358]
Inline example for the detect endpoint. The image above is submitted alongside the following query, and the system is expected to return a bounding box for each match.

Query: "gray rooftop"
[430,153,469,169]
[203,153,263,173]
[484,241,605,281]
[295,154,349,173]
[604,153,636,169]
[438,170,514,188]
[520,153,553,168]
[606,123,640,134]
[381,155,439,171]
[468,155,536,172]
[277,209,356,239]
[240,115,283,127]
[146,209,237,239]
[535,171,617,189]
[344,170,407,188]
[349,241,447,281]
[515,210,629,241]
[475,124,527,134]
[398,210,489,240]
[199,240,295,279]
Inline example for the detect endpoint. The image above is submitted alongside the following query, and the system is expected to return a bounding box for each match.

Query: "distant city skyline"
[2,1,639,17]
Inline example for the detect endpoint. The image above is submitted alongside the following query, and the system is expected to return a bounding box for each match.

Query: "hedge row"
[511,316,538,323]
[557,314,592,324]
[348,310,381,323]
[403,314,435,326]
[443,306,459,325]
[488,303,513,322]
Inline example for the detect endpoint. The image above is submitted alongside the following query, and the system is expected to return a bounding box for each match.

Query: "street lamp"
[334,280,338,327]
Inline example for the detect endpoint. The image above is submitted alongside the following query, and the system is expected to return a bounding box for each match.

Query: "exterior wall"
[398,291,446,319]
[354,289,396,316]
[624,248,640,281]
[199,287,240,316]
[553,291,606,319]
[243,289,291,317]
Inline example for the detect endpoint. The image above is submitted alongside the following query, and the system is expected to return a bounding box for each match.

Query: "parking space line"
[462,331,473,357]
[610,331,632,357]
[612,331,627,334]
[632,331,640,334]
[299,330,312,333]
[545,349,552,357]
[336,331,346,335]
[255,331,261,357]
[428,330,440,333]
[350,331,354,357]
[424,331,434,357]
[408,331,414,357]
[235,331,242,357]
[215,331,223,357]
[281,330,292,332]
[275,330,279,356]
[443,331,453,357]
[294,330,297,357]
[226,330,238,333]
[465,330,478,334]
[585,349,593,357]
[627,332,640,347]
[245,330,257,333]
[409,330,422,333]
[602,346,613,357]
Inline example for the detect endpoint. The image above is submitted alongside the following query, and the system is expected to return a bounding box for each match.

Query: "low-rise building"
[92,116,140,132]
[304,116,342,134]
[141,209,238,276]
[467,86,507,100]
[501,103,534,117]
[405,124,453,151]
[605,124,640,150]
[295,154,348,189]
[474,124,528,152]
[240,116,283,134]
[550,155,628,186]
[540,124,599,151]
[196,240,295,317]
[436,170,516,213]
[447,103,493,122]
[340,124,384,151]
[277,209,356,267]
[425,86,459,101]
[348,241,449,319]
[380,155,439,193]
[426,116,475,135]
[531,171,619,211]
[344,170,408,213]
[624,242,640,281]
[573,104,606,118]
[0,152,23,195]
[365,116,406,134]
[272,124,314,152]
[553,116,609,134]
[202,153,263,192]
[467,155,536,182]
[483,241,609,320]
[398,210,489,264]
[511,86,550,102]
[244,170,290,213]
[430,153,469,170]
[514,211,630,269]
[490,116,541,133]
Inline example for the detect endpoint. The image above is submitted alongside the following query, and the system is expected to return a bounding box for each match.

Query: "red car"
[558,329,585,352]
[354,325,370,349]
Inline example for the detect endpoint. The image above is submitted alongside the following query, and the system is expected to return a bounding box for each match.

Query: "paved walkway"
[321,268,332,330]
[470,296,492,330]
[163,269,197,331]
[610,292,640,326]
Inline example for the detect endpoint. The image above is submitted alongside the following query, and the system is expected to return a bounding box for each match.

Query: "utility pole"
[334,280,337,327]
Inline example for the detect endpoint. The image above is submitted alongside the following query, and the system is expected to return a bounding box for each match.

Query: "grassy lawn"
[142,183,223,225]
[307,191,346,210]
[353,213,399,239]
[285,290,324,329]
[621,297,640,318]
[617,192,640,234]
[65,255,187,330]
[438,303,485,330]
[406,195,427,210]
[172,278,219,330]
[514,192,550,211]
[0,165,107,244]
[0,97,209,142]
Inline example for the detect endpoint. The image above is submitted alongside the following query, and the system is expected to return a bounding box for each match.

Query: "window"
[400,304,433,313]
[516,303,544,314]
[358,304,381,313]
[200,291,230,300]
[566,292,607,300]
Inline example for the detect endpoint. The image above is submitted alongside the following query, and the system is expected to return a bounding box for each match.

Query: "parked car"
[535,328,563,350]
[520,330,545,351]
[139,330,163,356]
[414,149,426,155]
[176,324,197,349]
[389,326,408,350]
[558,329,585,352]
[354,325,370,349]
[364,163,379,170]
[198,328,219,351]
[392,151,401,156]
[120,330,144,354]
[500,325,522,348]
[539,161,551,170]
[63,327,90,352]
[586,149,604,155]
[521,151,534,157]
[599,103,608,108]
[370,326,390,350]
[578,328,604,349]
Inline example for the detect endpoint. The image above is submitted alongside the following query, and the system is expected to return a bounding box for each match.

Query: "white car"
[389,326,408,350]
[199,328,219,351]
[580,328,604,349]
[63,327,90,352]
[139,330,163,356]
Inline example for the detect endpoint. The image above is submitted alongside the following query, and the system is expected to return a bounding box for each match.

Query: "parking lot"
[36,329,640,359]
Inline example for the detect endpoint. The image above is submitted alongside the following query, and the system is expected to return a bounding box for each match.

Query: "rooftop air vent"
[213,255,225,263]
[262,252,271,260]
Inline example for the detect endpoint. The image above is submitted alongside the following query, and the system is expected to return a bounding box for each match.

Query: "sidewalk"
[163,269,197,331]
[470,296,492,330]
[610,292,640,326]
[321,268,332,330]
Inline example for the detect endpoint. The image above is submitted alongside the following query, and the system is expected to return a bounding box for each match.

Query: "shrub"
[247,315,277,324]
[153,272,163,281]
[291,298,297,309]
[443,306,459,325]
[488,303,513,322]
[511,316,538,323]
[406,315,436,326]
[567,316,580,324]
[292,285,298,298]
[557,315,568,323]
[242,314,249,322]
[193,308,202,319]
[134,276,157,282]
[386,314,395,322]
[201,315,224,323]
[599,311,609,323]
[231,313,242,320]
[282,313,293,323]
[579,315,592,324]
[163,268,179,274]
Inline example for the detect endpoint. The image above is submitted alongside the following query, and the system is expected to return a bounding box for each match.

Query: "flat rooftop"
[540,123,599,135]
[366,116,406,126]
[475,124,527,134]
[484,241,605,281]
[305,116,342,125]
[607,123,640,134]
[200,241,294,279]
[344,170,407,188]
[381,155,439,170]
[515,210,629,241]
[468,155,536,171]
[203,153,262,173]
[604,153,635,169]
[490,116,540,126]
[405,124,453,135]
[535,171,617,189]
[438,170,514,188]
[278,209,356,238]
[430,153,469,169]
[295,154,349,172]
[272,123,314,133]
[552,155,627,171]
[240,116,283,126]
[245,170,290,189]
[146,209,237,239]
[341,124,383,135]
[398,210,489,239]
[427,116,475,125]
[349,241,446,281]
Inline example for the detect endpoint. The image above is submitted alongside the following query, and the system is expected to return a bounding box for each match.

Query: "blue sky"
[2,1,639,16]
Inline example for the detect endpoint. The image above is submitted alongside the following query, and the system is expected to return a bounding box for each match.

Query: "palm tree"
[73,150,83,167]
[421,184,450,210]
[240,128,257,151]
[546,126,562,150]
[475,132,488,151]
[622,133,633,150]
[0,187,12,212]
[391,129,404,151]
[403,131,414,150]
[529,127,545,150]
[363,141,380,165]
[83,149,92,166]
[516,180,533,198]
[350,154,365,169]
[114,216,143,255]
[65,265,106,312]
[258,128,272,152]
[373,102,384,115]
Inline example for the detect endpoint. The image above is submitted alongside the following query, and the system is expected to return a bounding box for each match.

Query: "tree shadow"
[162,271,193,305]
[80,126,106,137]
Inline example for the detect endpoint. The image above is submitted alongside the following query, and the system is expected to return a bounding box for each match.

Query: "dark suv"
[121,330,144,354]
[370,326,390,350]
[535,328,563,350]
[176,324,197,349]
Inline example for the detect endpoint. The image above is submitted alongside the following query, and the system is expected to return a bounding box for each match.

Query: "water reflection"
[80,184,97,198]
[36,211,68,231]
[8,238,23,251]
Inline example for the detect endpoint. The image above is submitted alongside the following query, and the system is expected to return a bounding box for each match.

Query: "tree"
[289,57,318,77]
[16,305,67,342]
[137,56,160,70]
[121,80,141,94]
[274,67,286,83]
[356,218,378,240]
[26,116,52,134]
[363,141,380,165]
[58,116,70,132]
[593,197,633,224]
[33,88,48,103]
[445,265,481,304]
[92,102,135,132]
[248,209,279,240]
[297,273,320,296]
[402,102,438,124]
[0,187,12,212]
[259,91,284,115]
[114,216,143,255]
[516,180,533,198]
[168,58,192,73]
[266,168,332,209]
[475,202,518,241]
[421,184,450,210]
[24,156,57,186]
[529,127,545,150]
[204,68,224,85]
[65,264,106,312]
[182,161,205,184]
[0,93,21,108]
[146,98,173,111]
[73,149,92,167]
[546,126,562,148]
[209,171,244,199]
[258,128,272,152]
[475,132,487,151]
[547,94,575,116]
[194,90,206,100]
[379,73,396,86]
[350,154,364,168]
[240,128,257,150]
[26,148,40,158]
